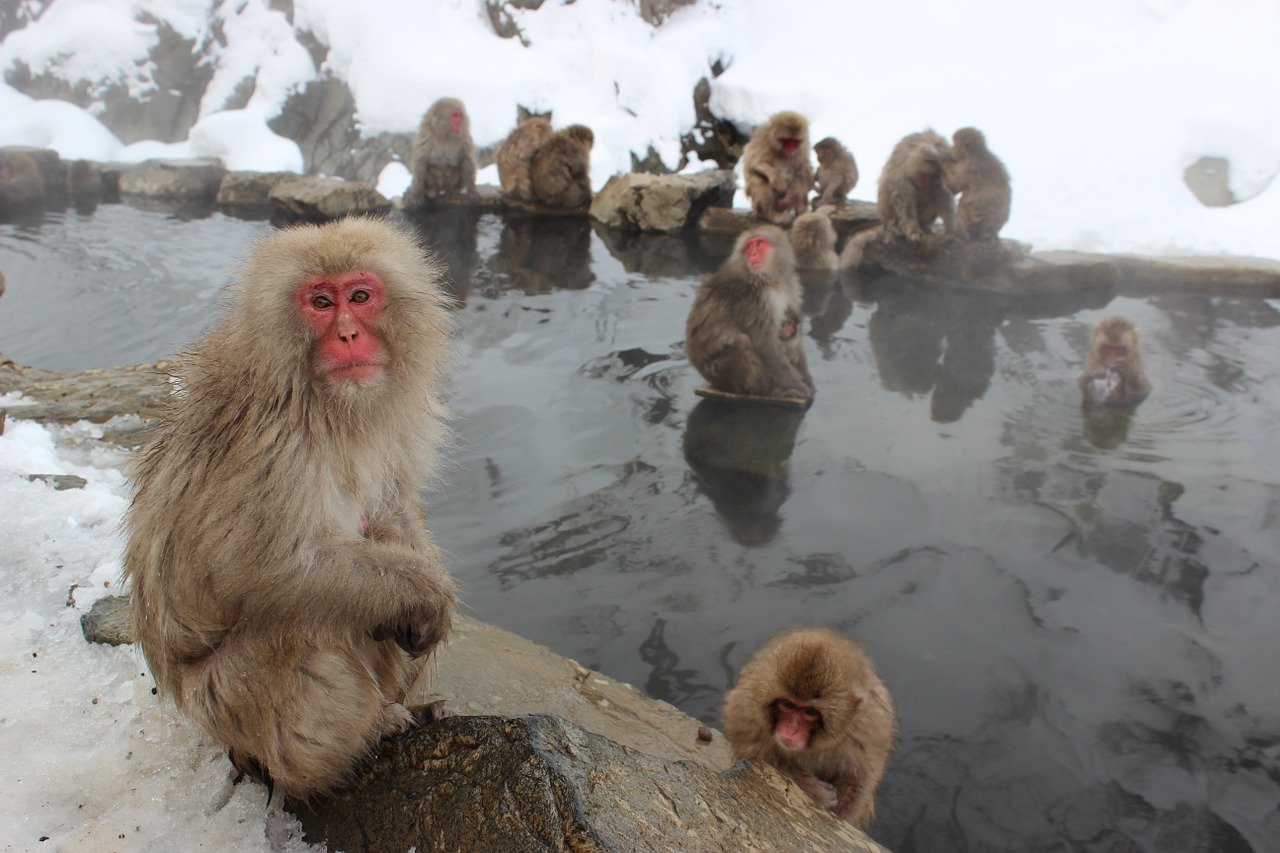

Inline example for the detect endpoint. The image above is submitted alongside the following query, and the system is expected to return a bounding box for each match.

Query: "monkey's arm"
[461,155,477,195]
[792,771,839,809]
[759,337,814,398]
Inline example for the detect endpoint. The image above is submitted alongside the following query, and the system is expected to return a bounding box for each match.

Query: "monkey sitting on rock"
[404,97,477,207]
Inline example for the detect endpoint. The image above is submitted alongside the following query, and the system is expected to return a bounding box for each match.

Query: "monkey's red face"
[780,137,801,155]
[450,110,463,135]
[297,272,387,384]
[1100,343,1129,365]
[744,236,772,272]
[774,697,821,751]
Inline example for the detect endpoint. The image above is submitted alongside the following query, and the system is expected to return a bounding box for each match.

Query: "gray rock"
[296,714,882,853]
[2,146,67,199]
[81,594,132,646]
[1183,156,1236,207]
[119,159,226,201]
[590,170,735,232]
[699,201,879,242]
[269,176,390,220]
[26,473,88,490]
[216,170,301,207]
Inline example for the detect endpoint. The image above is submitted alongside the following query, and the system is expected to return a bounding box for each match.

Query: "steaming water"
[2,204,1278,851]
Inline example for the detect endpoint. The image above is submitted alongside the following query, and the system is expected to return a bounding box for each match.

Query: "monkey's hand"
[793,772,839,809]
[779,319,798,341]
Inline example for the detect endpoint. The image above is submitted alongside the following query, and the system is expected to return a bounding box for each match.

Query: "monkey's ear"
[848,690,866,711]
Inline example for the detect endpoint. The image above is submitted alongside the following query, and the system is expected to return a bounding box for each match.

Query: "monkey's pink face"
[450,110,463,135]
[780,137,801,155]
[1099,343,1129,366]
[774,697,821,751]
[744,236,772,272]
[297,272,388,384]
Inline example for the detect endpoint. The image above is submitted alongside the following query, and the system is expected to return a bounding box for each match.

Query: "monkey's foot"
[228,749,276,801]
[793,772,838,809]
[407,698,453,726]
[377,703,417,739]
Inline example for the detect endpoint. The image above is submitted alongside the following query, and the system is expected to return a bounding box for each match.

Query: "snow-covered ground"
[1,0,1278,257]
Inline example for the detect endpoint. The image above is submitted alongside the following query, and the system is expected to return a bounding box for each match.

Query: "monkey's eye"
[801,707,822,721]
[311,294,333,310]
[351,289,370,305]
[777,699,797,712]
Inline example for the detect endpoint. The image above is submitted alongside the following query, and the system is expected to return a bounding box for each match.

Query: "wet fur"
[742,111,814,225]
[942,127,1011,240]
[877,129,954,242]
[791,211,839,271]
[405,97,477,206]
[1078,316,1151,405]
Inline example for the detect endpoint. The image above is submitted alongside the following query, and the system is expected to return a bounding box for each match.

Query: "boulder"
[296,714,883,853]
[80,595,132,646]
[119,159,226,201]
[591,170,735,232]
[216,170,301,207]
[270,176,390,220]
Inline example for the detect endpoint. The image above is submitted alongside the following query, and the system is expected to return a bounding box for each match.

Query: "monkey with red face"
[722,628,896,829]
[125,218,458,800]
[404,97,477,207]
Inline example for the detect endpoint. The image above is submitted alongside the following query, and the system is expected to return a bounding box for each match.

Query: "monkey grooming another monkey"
[125,218,458,800]
[404,97,477,207]
[723,628,896,829]
[790,210,838,271]
[1078,316,1151,406]
[942,127,1011,240]
[877,129,954,243]
[742,111,814,225]
[529,124,594,210]
[813,137,858,209]
[497,116,553,202]
[685,226,814,404]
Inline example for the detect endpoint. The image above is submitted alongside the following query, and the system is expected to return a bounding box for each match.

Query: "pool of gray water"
[2,204,1278,851]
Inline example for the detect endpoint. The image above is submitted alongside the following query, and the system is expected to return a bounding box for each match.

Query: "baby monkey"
[1078,316,1151,406]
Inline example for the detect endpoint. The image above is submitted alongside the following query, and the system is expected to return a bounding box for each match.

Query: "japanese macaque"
[685,226,814,403]
[529,124,594,209]
[497,116,553,202]
[942,127,1011,240]
[1078,316,1151,406]
[124,218,458,800]
[404,97,477,207]
[742,111,813,224]
[877,129,954,242]
[66,159,101,200]
[790,210,838,271]
[723,628,896,829]
[0,150,46,212]
[813,137,858,208]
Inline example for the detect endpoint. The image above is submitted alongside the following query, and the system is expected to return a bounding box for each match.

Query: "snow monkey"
[876,129,955,242]
[722,628,896,829]
[813,136,858,209]
[742,110,814,224]
[497,116,553,202]
[685,226,814,403]
[125,218,459,800]
[790,210,838,271]
[1078,316,1151,406]
[942,127,1011,240]
[404,97,477,206]
[529,124,595,209]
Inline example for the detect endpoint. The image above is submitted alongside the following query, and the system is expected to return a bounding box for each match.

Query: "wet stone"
[80,595,133,646]
[26,473,88,490]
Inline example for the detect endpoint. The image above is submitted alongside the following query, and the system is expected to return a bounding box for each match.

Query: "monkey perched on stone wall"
[723,628,896,829]
[497,116,553,202]
[877,129,954,242]
[404,97,477,207]
[813,137,857,208]
[1078,316,1151,406]
[742,111,813,225]
[942,127,1012,240]
[125,218,458,800]
[529,124,594,209]
[685,226,814,403]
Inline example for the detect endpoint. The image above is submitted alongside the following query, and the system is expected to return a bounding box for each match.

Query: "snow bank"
[2,0,1280,257]
[0,412,310,850]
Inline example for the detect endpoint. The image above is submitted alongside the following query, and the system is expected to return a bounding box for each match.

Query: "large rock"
[216,170,301,207]
[0,148,48,212]
[699,201,879,241]
[119,159,226,201]
[270,176,390,220]
[297,714,882,853]
[590,170,735,232]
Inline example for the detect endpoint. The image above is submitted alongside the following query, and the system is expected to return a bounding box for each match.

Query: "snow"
[0,412,312,850]
[2,0,1278,257]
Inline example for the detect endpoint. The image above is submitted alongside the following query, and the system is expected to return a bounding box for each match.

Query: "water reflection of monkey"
[491,215,594,293]
[800,270,854,345]
[401,208,481,305]
[682,399,804,546]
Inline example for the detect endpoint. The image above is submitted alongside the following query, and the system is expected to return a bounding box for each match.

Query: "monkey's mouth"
[326,362,385,383]
[781,138,800,154]
[1100,344,1128,365]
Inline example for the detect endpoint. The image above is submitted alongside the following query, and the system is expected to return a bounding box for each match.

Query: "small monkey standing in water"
[404,97,477,206]
[742,111,814,224]
[1078,316,1151,406]
[877,129,954,242]
[125,218,458,800]
[790,210,839,271]
[813,137,858,209]
[942,127,1011,240]
[723,628,896,829]
[685,226,814,403]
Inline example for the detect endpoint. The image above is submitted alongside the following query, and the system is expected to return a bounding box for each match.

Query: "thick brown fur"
[877,129,954,242]
[1078,316,1151,405]
[790,211,838,271]
[124,218,458,800]
[497,116,553,201]
[685,226,814,402]
[942,127,1011,240]
[0,150,46,211]
[67,159,101,200]
[404,97,477,207]
[723,628,896,829]
[742,111,814,225]
[813,137,857,208]
[529,124,594,209]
